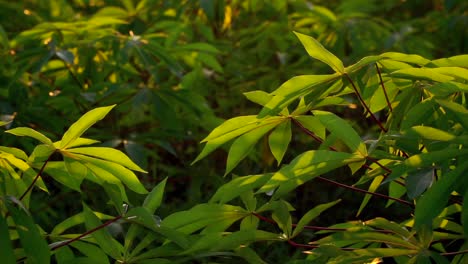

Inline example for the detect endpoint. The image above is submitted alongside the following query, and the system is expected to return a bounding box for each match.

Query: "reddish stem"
[50,215,123,251]
[344,74,387,132]
[375,63,393,112]
[19,151,55,201]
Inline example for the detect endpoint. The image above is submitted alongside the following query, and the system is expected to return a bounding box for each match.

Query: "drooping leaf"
[75,154,147,194]
[69,241,111,264]
[6,127,53,145]
[313,110,367,156]
[293,115,326,139]
[259,150,364,199]
[272,200,293,238]
[225,122,278,175]
[357,176,384,217]
[161,204,247,235]
[6,198,50,264]
[294,31,344,73]
[381,52,431,66]
[192,116,282,164]
[391,68,454,83]
[82,204,122,260]
[60,105,116,149]
[209,173,273,204]
[268,119,292,165]
[0,212,15,264]
[258,74,339,118]
[414,162,468,229]
[292,199,341,237]
[67,147,146,173]
[406,169,434,199]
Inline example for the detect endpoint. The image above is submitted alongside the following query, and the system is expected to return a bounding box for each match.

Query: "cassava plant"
[191,32,468,263]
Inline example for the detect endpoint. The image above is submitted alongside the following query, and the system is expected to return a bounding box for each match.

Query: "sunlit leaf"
[60,105,116,149]
[294,31,344,73]
[67,147,146,173]
[225,122,278,175]
[269,119,292,165]
[210,173,273,204]
[6,127,53,145]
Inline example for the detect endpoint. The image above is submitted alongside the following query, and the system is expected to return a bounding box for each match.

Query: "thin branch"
[316,176,413,207]
[50,215,123,251]
[343,74,387,132]
[441,249,468,256]
[292,119,406,186]
[19,151,56,201]
[375,63,393,112]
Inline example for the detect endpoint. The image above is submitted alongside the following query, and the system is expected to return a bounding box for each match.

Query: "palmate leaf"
[60,105,116,149]
[192,116,283,164]
[294,31,344,73]
[161,204,248,235]
[75,154,147,194]
[67,147,146,173]
[259,150,364,199]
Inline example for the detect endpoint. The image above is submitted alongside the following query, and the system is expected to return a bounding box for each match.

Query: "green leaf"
[75,154,147,194]
[463,189,468,239]
[313,110,367,156]
[192,116,282,164]
[67,147,146,173]
[69,241,110,264]
[0,212,15,264]
[268,119,292,165]
[161,204,247,234]
[60,105,116,149]
[243,90,273,106]
[209,173,273,204]
[143,177,167,214]
[272,200,293,238]
[316,230,418,249]
[357,176,384,216]
[381,52,431,66]
[400,99,436,130]
[406,169,434,199]
[294,115,326,139]
[43,161,83,192]
[345,55,383,73]
[6,198,50,264]
[259,150,364,199]
[235,246,268,264]
[294,31,344,73]
[82,204,122,259]
[430,55,468,68]
[391,68,454,83]
[402,126,456,142]
[415,162,468,229]
[292,199,341,237]
[6,127,53,145]
[225,122,278,175]
[258,74,338,118]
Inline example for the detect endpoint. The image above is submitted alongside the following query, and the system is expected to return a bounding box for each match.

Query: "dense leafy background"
[0,0,467,263]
